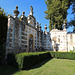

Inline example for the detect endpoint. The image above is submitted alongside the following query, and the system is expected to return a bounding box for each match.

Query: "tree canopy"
[44,0,72,30]
[0,7,6,16]
[0,7,8,64]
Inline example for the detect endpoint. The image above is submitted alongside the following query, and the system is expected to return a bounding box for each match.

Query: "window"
[58,38,60,42]
[11,24,13,28]
[10,34,13,37]
[10,39,12,42]
[26,26,28,29]
[26,30,28,32]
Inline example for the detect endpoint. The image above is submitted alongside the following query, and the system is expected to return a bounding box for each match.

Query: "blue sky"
[0,0,74,32]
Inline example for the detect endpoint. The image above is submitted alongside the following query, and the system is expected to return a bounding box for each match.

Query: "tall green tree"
[0,7,8,64]
[0,7,6,16]
[44,0,72,30]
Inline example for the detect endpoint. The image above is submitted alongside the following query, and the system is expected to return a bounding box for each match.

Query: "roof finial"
[44,24,47,30]
[13,6,19,17]
[35,22,38,29]
[39,23,41,31]
[30,6,33,12]
[30,6,34,16]
[21,11,27,22]
[22,11,25,15]
[63,20,66,29]
[16,6,18,10]
[44,24,47,34]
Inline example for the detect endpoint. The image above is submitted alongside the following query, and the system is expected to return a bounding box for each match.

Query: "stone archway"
[28,34,34,52]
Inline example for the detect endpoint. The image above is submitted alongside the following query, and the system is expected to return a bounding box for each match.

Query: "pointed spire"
[30,6,34,16]
[13,6,19,18]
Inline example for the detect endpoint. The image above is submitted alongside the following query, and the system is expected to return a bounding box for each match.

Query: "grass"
[0,58,75,75]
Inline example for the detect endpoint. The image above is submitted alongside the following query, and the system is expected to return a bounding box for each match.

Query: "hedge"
[7,51,75,70]
[49,51,75,60]
[7,52,52,70]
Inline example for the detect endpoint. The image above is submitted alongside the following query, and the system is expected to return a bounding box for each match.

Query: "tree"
[0,7,6,16]
[44,0,72,30]
[0,7,8,64]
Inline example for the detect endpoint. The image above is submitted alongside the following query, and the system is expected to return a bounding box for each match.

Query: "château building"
[6,6,75,54]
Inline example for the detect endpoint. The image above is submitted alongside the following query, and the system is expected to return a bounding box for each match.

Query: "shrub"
[7,51,75,70]
[70,50,74,52]
[49,51,75,60]
[70,47,75,52]
[7,52,52,70]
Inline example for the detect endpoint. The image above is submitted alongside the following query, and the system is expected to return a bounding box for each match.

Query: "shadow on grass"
[0,58,53,75]
[0,65,19,75]
[26,58,53,70]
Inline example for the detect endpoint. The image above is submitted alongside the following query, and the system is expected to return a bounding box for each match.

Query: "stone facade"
[6,6,75,54]
[6,6,51,54]
[67,33,75,52]
[50,29,68,52]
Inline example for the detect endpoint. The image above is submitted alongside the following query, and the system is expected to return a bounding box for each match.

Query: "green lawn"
[0,58,75,75]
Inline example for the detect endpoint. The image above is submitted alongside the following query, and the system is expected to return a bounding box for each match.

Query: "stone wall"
[67,33,75,51]
[50,29,68,52]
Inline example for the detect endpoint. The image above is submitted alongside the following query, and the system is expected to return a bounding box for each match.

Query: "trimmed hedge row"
[7,52,51,70]
[49,51,75,60]
[7,51,75,70]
